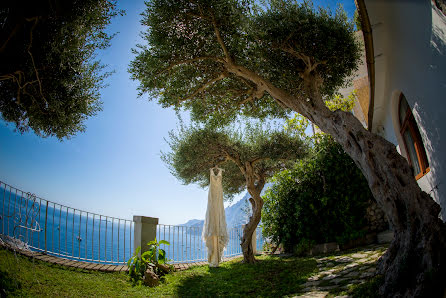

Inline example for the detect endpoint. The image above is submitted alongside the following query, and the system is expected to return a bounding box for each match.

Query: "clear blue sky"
[0,0,355,225]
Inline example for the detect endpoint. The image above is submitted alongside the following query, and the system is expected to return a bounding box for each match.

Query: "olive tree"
[162,124,308,263]
[0,0,123,139]
[130,1,446,295]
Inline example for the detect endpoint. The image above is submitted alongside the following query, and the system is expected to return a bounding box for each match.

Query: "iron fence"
[0,181,133,265]
[0,180,265,266]
[156,224,265,264]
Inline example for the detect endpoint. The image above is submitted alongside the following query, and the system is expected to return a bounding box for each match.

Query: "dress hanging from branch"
[202,167,229,267]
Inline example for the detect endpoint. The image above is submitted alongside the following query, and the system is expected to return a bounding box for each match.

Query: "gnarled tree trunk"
[225,56,446,296]
[240,163,265,263]
[317,110,445,297]
[241,194,263,263]
[292,74,446,297]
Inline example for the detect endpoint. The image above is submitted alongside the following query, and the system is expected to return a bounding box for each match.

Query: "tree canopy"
[163,121,308,262]
[162,123,308,200]
[129,0,360,126]
[0,0,123,139]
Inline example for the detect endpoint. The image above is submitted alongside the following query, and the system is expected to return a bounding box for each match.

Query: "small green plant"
[127,238,170,285]
[127,246,146,284]
[142,238,170,266]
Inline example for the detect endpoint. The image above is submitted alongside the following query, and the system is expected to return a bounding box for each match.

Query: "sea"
[0,186,264,265]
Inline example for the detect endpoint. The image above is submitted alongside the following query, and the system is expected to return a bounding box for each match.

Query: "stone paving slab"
[113,265,125,272]
[296,244,388,297]
[299,291,330,297]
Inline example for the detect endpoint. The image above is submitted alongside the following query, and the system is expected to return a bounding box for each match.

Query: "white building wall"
[365,0,446,219]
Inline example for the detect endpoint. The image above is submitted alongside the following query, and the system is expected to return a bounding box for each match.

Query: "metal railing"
[156,224,265,264]
[0,180,266,266]
[0,181,133,265]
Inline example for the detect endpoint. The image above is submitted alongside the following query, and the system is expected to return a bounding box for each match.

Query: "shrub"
[262,135,375,254]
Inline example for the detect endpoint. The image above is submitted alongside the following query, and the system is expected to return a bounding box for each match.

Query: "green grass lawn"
[0,246,382,297]
[0,247,317,297]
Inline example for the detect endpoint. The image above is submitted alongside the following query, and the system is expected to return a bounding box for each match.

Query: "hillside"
[182,184,272,228]
[181,192,249,229]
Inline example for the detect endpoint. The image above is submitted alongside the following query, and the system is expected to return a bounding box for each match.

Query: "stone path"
[297,244,387,298]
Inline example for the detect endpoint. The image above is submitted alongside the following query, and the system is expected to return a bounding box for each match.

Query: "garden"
[1,243,385,297]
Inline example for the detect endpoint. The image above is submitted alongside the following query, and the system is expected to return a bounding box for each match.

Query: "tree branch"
[221,149,245,174]
[251,156,270,165]
[238,93,254,106]
[224,62,301,114]
[230,84,266,108]
[27,16,48,107]
[186,12,212,21]
[161,56,225,74]
[210,11,232,62]
[178,72,227,103]
[281,46,327,74]
[1,71,40,105]
[0,21,22,54]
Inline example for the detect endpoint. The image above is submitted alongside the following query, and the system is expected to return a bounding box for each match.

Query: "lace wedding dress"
[202,167,229,267]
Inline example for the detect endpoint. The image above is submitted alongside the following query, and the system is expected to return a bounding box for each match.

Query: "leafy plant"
[127,238,170,285]
[127,246,146,284]
[142,239,170,266]
[262,135,375,254]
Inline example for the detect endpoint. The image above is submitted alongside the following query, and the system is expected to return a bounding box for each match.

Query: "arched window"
[399,94,430,179]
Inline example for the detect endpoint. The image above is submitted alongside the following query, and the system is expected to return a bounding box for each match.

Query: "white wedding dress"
[202,168,229,267]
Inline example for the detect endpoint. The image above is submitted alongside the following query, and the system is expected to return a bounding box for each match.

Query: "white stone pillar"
[133,216,158,255]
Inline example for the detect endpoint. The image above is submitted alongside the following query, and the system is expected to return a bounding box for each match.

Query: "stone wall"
[365,199,389,233]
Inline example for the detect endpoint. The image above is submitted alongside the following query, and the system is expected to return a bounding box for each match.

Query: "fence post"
[242,224,257,255]
[44,201,48,253]
[133,216,158,256]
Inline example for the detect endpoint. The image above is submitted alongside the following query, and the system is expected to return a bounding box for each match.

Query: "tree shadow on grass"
[0,269,21,296]
[174,256,317,297]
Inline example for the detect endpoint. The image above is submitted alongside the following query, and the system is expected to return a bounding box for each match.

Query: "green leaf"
[141,251,152,257]
[147,239,157,246]
[158,249,166,264]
